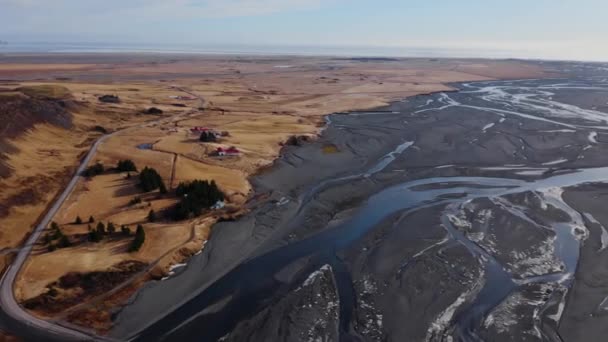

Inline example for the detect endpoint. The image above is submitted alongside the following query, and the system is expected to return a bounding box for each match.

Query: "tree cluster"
[88,221,132,243]
[129,224,146,252]
[172,180,224,220]
[117,159,137,172]
[139,167,167,193]
[83,162,104,177]
[45,222,72,251]
[199,131,217,142]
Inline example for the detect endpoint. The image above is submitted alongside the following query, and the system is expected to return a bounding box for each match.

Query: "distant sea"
[0,41,534,59]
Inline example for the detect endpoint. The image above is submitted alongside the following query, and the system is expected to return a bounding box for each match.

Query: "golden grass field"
[0,55,550,329]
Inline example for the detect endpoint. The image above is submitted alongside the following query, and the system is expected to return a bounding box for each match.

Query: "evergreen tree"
[139,167,165,192]
[50,221,59,231]
[107,222,116,235]
[88,216,95,223]
[96,221,106,235]
[129,224,146,252]
[148,209,157,222]
[75,216,83,224]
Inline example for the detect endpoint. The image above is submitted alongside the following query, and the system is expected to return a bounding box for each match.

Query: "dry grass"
[0,55,551,321]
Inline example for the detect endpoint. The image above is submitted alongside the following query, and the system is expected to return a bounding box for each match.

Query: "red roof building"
[191,126,212,132]
[217,147,240,156]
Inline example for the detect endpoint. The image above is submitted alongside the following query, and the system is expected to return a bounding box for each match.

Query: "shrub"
[83,162,104,177]
[129,196,142,206]
[88,216,95,223]
[148,209,157,222]
[199,131,217,142]
[145,107,163,115]
[117,159,137,172]
[92,125,108,134]
[75,216,83,224]
[121,225,131,236]
[57,235,72,248]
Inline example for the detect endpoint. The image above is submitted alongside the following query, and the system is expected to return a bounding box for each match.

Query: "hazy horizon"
[2,0,608,62]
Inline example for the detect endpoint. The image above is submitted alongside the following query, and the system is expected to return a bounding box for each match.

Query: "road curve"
[0,134,113,341]
[0,87,203,341]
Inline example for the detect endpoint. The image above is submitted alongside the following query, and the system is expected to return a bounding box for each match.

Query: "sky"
[1,0,608,61]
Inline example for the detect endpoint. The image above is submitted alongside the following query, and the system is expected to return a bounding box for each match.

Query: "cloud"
[0,0,329,18]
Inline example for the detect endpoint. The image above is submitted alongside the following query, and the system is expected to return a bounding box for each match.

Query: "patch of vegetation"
[92,125,108,134]
[172,180,224,220]
[128,196,142,206]
[139,167,166,193]
[74,216,83,224]
[116,159,137,172]
[46,221,71,251]
[322,144,340,154]
[147,209,157,222]
[83,162,104,177]
[121,225,131,236]
[129,224,146,252]
[199,131,217,142]
[88,216,95,223]
[145,107,163,115]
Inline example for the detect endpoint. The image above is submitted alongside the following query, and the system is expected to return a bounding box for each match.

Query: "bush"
[88,216,95,223]
[145,107,163,115]
[139,167,165,192]
[129,224,146,252]
[75,216,83,224]
[172,180,224,220]
[88,230,102,243]
[121,225,131,236]
[57,235,72,248]
[199,131,217,142]
[83,162,104,177]
[117,159,137,172]
[148,209,157,222]
[129,196,142,206]
[92,125,108,134]
[50,222,60,231]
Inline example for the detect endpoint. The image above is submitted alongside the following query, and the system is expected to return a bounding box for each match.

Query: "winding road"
[0,134,111,341]
[0,86,204,341]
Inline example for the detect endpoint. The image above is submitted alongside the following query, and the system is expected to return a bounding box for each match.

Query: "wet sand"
[112,61,608,342]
